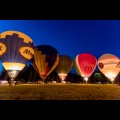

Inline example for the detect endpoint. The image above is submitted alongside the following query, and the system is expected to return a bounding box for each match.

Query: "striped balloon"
[98,53,120,83]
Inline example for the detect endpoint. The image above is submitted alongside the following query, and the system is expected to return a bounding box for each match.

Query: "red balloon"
[74,53,97,78]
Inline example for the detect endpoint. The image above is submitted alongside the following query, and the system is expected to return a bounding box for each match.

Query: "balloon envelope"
[98,53,120,81]
[74,53,97,78]
[55,55,73,81]
[0,30,35,80]
[32,45,59,80]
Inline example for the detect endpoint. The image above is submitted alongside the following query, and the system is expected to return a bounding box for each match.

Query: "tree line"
[0,63,120,84]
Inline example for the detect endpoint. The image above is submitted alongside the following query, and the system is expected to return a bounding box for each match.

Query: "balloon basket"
[111,81,114,84]
[41,79,45,84]
[61,80,66,84]
[9,80,15,86]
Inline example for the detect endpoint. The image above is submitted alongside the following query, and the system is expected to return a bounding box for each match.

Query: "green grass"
[0,84,120,100]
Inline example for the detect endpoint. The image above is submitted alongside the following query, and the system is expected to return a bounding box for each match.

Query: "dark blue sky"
[0,20,120,73]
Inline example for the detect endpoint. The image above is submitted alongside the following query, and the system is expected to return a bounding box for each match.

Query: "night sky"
[0,20,120,73]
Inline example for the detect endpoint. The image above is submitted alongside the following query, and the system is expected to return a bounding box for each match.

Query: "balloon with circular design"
[98,53,120,83]
[0,30,35,84]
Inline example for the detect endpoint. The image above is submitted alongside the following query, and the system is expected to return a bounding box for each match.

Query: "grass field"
[0,84,120,100]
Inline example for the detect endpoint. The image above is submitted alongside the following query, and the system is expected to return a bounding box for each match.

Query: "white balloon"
[98,53,120,82]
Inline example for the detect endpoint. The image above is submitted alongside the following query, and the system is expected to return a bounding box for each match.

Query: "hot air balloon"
[0,30,35,85]
[98,53,120,84]
[74,53,97,83]
[55,55,73,83]
[32,45,59,84]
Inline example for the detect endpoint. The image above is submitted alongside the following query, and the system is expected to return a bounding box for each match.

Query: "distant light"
[106,72,115,81]
[7,70,19,80]
[110,77,114,82]
[84,77,88,82]
[58,73,67,81]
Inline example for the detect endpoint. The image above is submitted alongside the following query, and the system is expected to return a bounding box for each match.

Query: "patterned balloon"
[98,53,120,83]
[32,45,59,83]
[0,30,35,84]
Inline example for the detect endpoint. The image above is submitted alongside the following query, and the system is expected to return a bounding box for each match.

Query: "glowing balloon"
[0,30,35,85]
[98,53,120,83]
[32,45,59,83]
[55,55,73,82]
[74,53,97,83]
